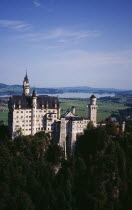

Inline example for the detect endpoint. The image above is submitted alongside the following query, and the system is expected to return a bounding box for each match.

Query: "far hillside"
[0,83,131,96]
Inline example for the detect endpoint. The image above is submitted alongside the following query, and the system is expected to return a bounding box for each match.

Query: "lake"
[39,92,115,98]
[0,93,115,99]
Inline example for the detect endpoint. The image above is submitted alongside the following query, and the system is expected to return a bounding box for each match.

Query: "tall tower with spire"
[23,72,30,96]
[88,95,98,127]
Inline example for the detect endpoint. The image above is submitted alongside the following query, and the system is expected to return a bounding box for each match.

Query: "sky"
[0,0,132,89]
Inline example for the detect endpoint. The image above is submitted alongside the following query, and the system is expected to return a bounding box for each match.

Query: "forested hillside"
[0,123,132,210]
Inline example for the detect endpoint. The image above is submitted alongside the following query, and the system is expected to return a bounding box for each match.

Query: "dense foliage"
[0,123,132,210]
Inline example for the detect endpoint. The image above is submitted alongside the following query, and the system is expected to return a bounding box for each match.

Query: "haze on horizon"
[0,0,132,90]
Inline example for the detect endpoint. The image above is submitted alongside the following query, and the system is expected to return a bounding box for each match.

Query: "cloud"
[44,28,101,40]
[17,28,101,43]
[53,49,132,67]
[0,18,101,44]
[33,0,41,7]
[32,44,61,49]
[0,20,32,32]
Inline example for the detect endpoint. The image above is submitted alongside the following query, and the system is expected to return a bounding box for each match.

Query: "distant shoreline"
[0,92,115,99]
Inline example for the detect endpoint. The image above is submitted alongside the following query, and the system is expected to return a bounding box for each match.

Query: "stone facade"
[8,74,98,154]
[59,109,90,154]
[8,74,60,138]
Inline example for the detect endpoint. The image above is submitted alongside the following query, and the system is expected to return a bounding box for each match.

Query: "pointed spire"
[24,71,29,83]
[32,89,37,97]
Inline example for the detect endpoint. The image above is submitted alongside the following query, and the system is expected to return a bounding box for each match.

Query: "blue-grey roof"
[8,95,59,109]
[90,95,96,99]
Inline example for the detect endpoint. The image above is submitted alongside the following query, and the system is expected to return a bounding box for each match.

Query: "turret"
[32,89,37,98]
[55,100,57,109]
[13,101,16,109]
[23,72,30,96]
[46,101,48,109]
[71,106,76,115]
[122,121,125,133]
[88,95,98,127]
[56,96,60,119]
[90,95,97,105]
[18,100,21,109]
[57,107,61,119]
[31,89,37,135]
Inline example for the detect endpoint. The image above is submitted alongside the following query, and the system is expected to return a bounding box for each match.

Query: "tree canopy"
[0,123,132,210]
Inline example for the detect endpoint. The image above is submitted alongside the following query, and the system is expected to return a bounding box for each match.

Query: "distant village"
[0,97,9,107]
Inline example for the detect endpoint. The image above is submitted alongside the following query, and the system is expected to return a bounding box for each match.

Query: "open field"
[0,96,131,125]
[60,97,130,122]
[0,106,8,125]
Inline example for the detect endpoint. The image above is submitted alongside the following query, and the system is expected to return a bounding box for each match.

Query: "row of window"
[20,127,44,131]
[16,120,32,123]
[16,111,32,113]
[91,107,97,110]
[47,114,57,117]
[16,110,57,114]
[16,115,53,118]
[47,127,55,131]
[72,121,87,124]
[16,116,31,118]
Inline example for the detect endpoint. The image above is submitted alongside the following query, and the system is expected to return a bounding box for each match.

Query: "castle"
[8,73,98,153]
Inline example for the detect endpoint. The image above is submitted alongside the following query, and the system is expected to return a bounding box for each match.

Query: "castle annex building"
[8,74,98,152]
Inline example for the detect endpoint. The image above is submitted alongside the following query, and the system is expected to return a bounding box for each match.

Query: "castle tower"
[23,72,30,96]
[122,121,125,133]
[31,89,37,135]
[88,95,98,127]
[71,106,76,115]
[59,117,67,159]
[57,107,61,119]
[57,96,60,119]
